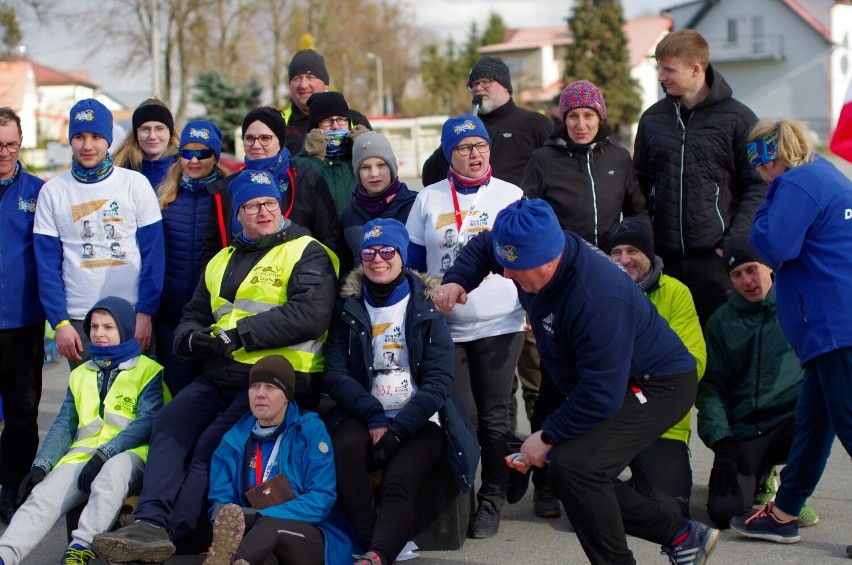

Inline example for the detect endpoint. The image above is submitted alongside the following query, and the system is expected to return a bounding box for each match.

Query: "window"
[727,18,738,44]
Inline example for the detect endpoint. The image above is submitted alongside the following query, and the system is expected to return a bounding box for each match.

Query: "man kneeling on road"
[433,199,718,565]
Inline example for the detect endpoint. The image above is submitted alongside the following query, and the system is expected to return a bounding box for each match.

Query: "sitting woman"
[323,218,479,565]
[206,355,358,565]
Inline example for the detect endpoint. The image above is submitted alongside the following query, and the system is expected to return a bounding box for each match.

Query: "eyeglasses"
[137,125,170,137]
[241,199,280,215]
[455,142,490,156]
[318,116,350,129]
[243,134,275,147]
[0,142,21,155]
[360,246,397,262]
[181,149,215,160]
[468,78,494,91]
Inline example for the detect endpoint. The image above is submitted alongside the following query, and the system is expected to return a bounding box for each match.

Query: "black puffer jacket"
[633,64,765,257]
[522,124,648,247]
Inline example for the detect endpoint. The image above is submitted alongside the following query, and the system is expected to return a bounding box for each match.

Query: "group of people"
[0,28,849,565]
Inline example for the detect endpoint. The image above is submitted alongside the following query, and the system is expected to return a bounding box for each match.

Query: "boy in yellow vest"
[0,297,166,565]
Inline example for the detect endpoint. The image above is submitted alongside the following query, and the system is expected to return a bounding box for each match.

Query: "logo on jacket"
[74,109,95,122]
[189,127,210,140]
[17,196,36,213]
[249,265,283,287]
[113,394,138,415]
[845,209,852,220]
[495,243,517,262]
[453,120,477,135]
[542,313,555,336]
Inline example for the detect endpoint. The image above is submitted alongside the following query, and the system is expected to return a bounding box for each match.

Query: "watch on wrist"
[540,431,556,445]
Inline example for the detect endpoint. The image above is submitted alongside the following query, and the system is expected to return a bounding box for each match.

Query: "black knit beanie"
[288,49,330,85]
[468,56,512,95]
[242,107,287,148]
[132,99,174,135]
[723,236,765,274]
[605,218,654,261]
[307,92,351,130]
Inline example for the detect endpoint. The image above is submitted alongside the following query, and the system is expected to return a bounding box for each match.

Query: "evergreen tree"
[192,71,262,152]
[563,0,641,128]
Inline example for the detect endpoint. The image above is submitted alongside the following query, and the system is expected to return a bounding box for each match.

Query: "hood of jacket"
[339,265,441,302]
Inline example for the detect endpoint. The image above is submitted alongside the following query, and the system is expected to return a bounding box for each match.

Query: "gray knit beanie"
[468,56,512,95]
[352,131,398,180]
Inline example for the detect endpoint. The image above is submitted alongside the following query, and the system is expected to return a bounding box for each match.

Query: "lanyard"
[449,181,491,241]
[254,434,284,485]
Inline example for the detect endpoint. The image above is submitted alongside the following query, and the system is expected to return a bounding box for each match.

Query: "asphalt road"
[6,358,851,564]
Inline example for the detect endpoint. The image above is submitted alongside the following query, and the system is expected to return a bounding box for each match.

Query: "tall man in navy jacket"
[434,199,719,565]
[0,107,46,523]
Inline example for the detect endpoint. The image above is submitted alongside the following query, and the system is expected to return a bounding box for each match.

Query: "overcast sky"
[19,0,674,103]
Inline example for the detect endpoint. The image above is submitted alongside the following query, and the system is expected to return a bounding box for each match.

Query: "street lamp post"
[365,52,384,116]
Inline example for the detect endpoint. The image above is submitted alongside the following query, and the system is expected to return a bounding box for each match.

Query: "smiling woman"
[112,99,179,190]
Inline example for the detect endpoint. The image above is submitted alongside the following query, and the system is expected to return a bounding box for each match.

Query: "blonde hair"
[748,118,815,169]
[655,29,709,70]
[157,151,228,210]
[113,98,179,170]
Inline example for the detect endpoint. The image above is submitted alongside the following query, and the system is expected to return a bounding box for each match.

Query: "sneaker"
[92,520,176,563]
[729,502,800,544]
[0,487,15,524]
[660,520,719,565]
[533,487,561,518]
[754,467,778,506]
[353,550,385,565]
[204,503,245,565]
[468,501,500,539]
[797,504,819,528]
[61,544,96,565]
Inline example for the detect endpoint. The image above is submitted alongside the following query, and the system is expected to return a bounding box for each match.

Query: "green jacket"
[293,152,357,219]
[696,285,803,448]
[647,272,706,444]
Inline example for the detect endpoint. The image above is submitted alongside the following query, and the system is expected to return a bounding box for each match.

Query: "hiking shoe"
[92,520,176,563]
[661,520,719,565]
[533,487,561,518]
[62,544,96,565]
[204,503,245,565]
[797,504,819,528]
[754,467,778,506]
[468,501,500,539]
[729,502,800,544]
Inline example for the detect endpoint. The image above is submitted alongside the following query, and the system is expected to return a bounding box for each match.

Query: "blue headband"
[747,129,779,168]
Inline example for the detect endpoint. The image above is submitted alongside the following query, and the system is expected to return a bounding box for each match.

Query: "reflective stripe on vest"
[205,235,339,373]
[55,356,166,467]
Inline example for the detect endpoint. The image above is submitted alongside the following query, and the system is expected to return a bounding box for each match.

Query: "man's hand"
[56,324,83,362]
[432,283,467,313]
[715,247,724,258]
[709,437,747,496]
[210,328,242,359]
[16,466,46,506]
[303,128,329,158]
[372,431,401,463]
[77,450,108,493]
[520,430,552,468]
[187,327,215,357]
[135,312,153,353]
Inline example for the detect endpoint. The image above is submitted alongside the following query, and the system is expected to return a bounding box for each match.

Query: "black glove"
[78,450,108,493]
[210,328,241,359]
[709,437,747,496]
[16,466,46,506]
[187,327,215,357]
[372,431,401,464]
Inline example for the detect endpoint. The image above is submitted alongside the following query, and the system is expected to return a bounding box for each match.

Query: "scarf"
[0,161,21,188]
[180,170,222,193]
[71,153,115,184]
[90,339,141,372]
[234,218,287,246]
[353,178,402,218]
[364,271,409,307]
[245,150,292,195]
[251,417,288,441]
[448,164,492,193]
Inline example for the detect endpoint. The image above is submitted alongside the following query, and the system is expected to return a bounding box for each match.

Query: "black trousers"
[548,372,696,565]
[0,323,43,490]
[627,437,692,520]
[235,514,325,565]
[661,251,732,328]
[453,331,524,511]
[332,418,442,565]
[707,417,795,528]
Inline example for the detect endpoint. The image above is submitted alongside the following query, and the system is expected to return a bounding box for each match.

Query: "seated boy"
[0,297,167,565]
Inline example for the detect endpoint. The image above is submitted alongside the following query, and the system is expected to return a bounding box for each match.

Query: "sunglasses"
[181,149,215,160]
[360,246,397,262]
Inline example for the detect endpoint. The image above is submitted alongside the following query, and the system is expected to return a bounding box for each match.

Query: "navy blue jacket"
[323,269,480,491]
[443,230,695,443]
[339,183,417,267]
[140,155,178,191]
[0,167,45,328]
[158,187,211,325]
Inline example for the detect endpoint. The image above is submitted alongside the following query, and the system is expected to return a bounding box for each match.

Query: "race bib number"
[372,368,413,411]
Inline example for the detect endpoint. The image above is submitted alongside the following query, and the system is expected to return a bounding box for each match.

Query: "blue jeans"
[775,346,852,515]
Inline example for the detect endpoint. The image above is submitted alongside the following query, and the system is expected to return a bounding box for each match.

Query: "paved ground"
[5,358,850,564]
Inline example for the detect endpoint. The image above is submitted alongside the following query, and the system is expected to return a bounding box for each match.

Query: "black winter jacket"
[421,99,553,187]
[522,125,648,247]
[633,64,765,257]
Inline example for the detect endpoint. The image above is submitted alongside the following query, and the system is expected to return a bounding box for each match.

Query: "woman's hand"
[369,426,389,446]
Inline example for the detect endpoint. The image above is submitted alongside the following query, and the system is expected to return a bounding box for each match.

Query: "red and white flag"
[830,78,852,163]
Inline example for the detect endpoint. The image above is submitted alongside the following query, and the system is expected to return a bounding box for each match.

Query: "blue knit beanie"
[69,99,113,145]
[441,114,490,164]
[180,120,223,161]
[492,199,564,270]
[361,218,409,266]
[230,169,281,211]
[83,296,137,343]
